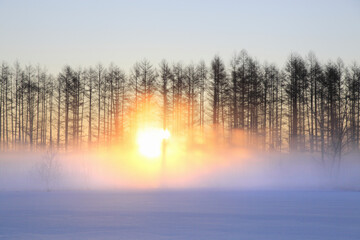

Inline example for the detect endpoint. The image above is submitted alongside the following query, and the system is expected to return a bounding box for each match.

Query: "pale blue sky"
[0,0,359,73]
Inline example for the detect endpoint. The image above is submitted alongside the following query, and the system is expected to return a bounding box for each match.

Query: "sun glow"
[137,128,170,158]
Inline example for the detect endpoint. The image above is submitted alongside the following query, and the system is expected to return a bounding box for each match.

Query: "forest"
[0,50,359,164]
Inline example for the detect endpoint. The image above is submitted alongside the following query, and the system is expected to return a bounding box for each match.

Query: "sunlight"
[137,128,170,158]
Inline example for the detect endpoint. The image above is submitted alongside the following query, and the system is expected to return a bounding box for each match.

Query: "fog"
[1,146,359,191]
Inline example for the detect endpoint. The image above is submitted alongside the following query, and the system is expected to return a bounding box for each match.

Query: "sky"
[0,0,359,74]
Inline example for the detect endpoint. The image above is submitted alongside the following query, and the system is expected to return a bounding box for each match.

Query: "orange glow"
[137,128,170,158]
[58,127,252,189]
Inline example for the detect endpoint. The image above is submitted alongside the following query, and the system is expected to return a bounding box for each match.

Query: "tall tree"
[159,60,172,131]
[285,54,307,151]
[209,56,227,131]
[197,61,207,133]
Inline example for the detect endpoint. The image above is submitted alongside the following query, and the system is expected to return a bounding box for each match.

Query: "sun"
[137,128,170,158]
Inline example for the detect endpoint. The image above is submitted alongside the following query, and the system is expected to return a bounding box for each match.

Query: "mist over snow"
[1,149,359,191]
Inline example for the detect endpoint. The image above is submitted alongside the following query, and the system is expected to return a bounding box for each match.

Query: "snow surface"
[1,190,360,240]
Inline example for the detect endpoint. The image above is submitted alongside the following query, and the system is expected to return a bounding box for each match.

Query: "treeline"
[1,51,360,160]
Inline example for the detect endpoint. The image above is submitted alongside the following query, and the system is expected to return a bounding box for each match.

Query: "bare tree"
[38,149,60,191]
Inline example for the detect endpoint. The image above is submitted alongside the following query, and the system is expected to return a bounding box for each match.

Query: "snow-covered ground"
[1,190,360,240]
